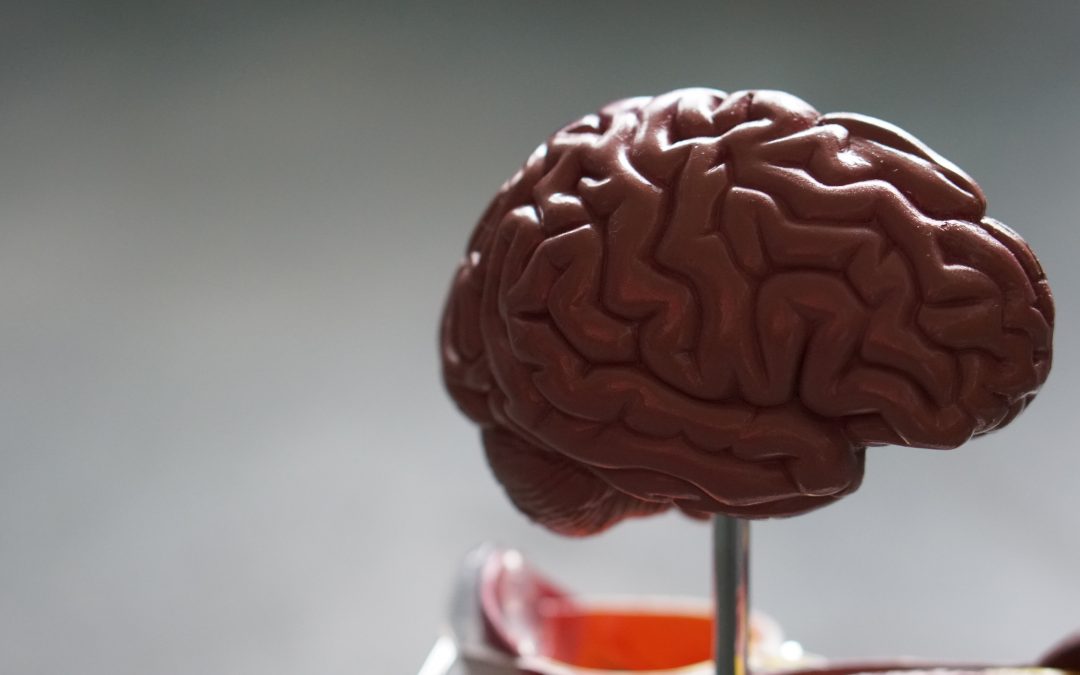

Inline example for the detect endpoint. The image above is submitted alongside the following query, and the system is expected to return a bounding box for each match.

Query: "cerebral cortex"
[440,89,1054,536]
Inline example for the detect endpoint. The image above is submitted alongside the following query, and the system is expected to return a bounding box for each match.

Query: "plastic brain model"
[440,88,1054,536]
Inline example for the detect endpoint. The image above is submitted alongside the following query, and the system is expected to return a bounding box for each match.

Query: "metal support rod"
[713,515,750,675]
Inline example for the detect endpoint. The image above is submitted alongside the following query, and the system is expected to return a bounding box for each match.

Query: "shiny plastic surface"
[440,88,1054,535]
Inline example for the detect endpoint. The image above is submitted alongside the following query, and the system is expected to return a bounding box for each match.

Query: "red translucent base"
[441,546,1080,674]
[540,608,712,671]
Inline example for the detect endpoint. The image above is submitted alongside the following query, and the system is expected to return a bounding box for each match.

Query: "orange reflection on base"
[539,606,713,671]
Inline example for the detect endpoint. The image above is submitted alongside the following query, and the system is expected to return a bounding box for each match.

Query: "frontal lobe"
[441,88,1054,536]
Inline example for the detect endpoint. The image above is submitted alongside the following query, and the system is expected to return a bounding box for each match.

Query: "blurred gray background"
[2,1,1078,674]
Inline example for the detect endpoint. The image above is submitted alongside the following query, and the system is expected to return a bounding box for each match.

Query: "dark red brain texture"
[440,88,1054,535]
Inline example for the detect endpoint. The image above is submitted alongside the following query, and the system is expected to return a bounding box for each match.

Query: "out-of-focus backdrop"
[2,2,1078,674]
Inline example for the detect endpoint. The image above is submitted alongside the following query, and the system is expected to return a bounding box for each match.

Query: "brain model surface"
[441,88,1054,536]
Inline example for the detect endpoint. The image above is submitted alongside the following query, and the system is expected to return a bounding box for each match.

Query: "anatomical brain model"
[429,87,1061,675]
[441,88,1053,536]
